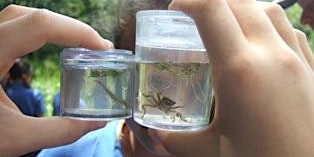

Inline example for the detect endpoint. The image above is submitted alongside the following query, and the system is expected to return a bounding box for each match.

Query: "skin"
[123,119,176,157]
[116,0,314,156]
[117,1,313,157]
[0,5,112,157]
[0,2,172,157]
[148,1,314,157]
[1,1,314,157]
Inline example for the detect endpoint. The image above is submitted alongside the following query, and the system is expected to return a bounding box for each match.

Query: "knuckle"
[220,54,258,80]
[264,3,284,17]
[294,29,307,40]
[283,53,300,66]
[172,0,211,14]
[230,58,255,75]
[191,0,214,11]
[279,50,304,74]
[193,0,211,7]
[27,9,53,27]
[0,4,20,17]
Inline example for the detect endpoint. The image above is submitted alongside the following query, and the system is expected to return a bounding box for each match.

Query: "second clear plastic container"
[134,10,212,131]
[60,48,135,121]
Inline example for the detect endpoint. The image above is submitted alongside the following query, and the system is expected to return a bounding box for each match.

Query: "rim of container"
[136,10,190,18]
[62,48,133,56]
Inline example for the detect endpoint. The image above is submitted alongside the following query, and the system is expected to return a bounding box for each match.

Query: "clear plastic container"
[134,10,212,131]
[60,48,135,121]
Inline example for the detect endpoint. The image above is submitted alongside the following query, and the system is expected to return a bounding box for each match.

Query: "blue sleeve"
[52,93,61,116]
[33,89,45,116]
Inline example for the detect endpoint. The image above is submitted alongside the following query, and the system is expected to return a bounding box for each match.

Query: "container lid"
[136,10,190,18]
[136,10,205,51]
[61,48,134,65]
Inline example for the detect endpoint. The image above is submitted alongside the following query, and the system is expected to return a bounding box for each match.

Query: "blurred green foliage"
[0,0,119,40]
[0,1,313,116]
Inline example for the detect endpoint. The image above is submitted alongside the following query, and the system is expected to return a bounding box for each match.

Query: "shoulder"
[38,121,121,157]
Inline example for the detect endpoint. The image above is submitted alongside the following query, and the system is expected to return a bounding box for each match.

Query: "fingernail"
[102,39,114,49]
[168,0,178,10]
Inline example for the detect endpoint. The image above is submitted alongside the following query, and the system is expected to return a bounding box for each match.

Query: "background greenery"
[0,1,313,116]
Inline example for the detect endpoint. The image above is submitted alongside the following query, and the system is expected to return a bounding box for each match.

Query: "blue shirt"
[38,121,124,157]
[6,82,45,117]
[52,92,60,116]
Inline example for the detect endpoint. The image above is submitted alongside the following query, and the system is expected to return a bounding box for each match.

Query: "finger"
[226,0,283,47]
[259,2,304,56]
[295,29,314,70]
[169,0,248,63]
[18,117,106,156]
[0,5,37,23]
[0,103,24,157]
[0,104,104,156]
[0,9,113,56]
[0,9,113,78]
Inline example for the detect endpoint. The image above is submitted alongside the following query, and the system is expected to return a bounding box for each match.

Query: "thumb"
[7,115,106,156]
[28,117,106,147]
[27,117,106,148]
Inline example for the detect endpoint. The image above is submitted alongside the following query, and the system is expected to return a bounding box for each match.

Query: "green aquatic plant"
[95,80,127,108]
[153,62,206,103]
[89,69,123,78]
[154,62,200,78]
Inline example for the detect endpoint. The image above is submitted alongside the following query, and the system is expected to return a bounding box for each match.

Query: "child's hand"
[0,5,112,156]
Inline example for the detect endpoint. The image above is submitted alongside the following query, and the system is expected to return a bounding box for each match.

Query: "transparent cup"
[60,48,135,120]
[134,10,212,131]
